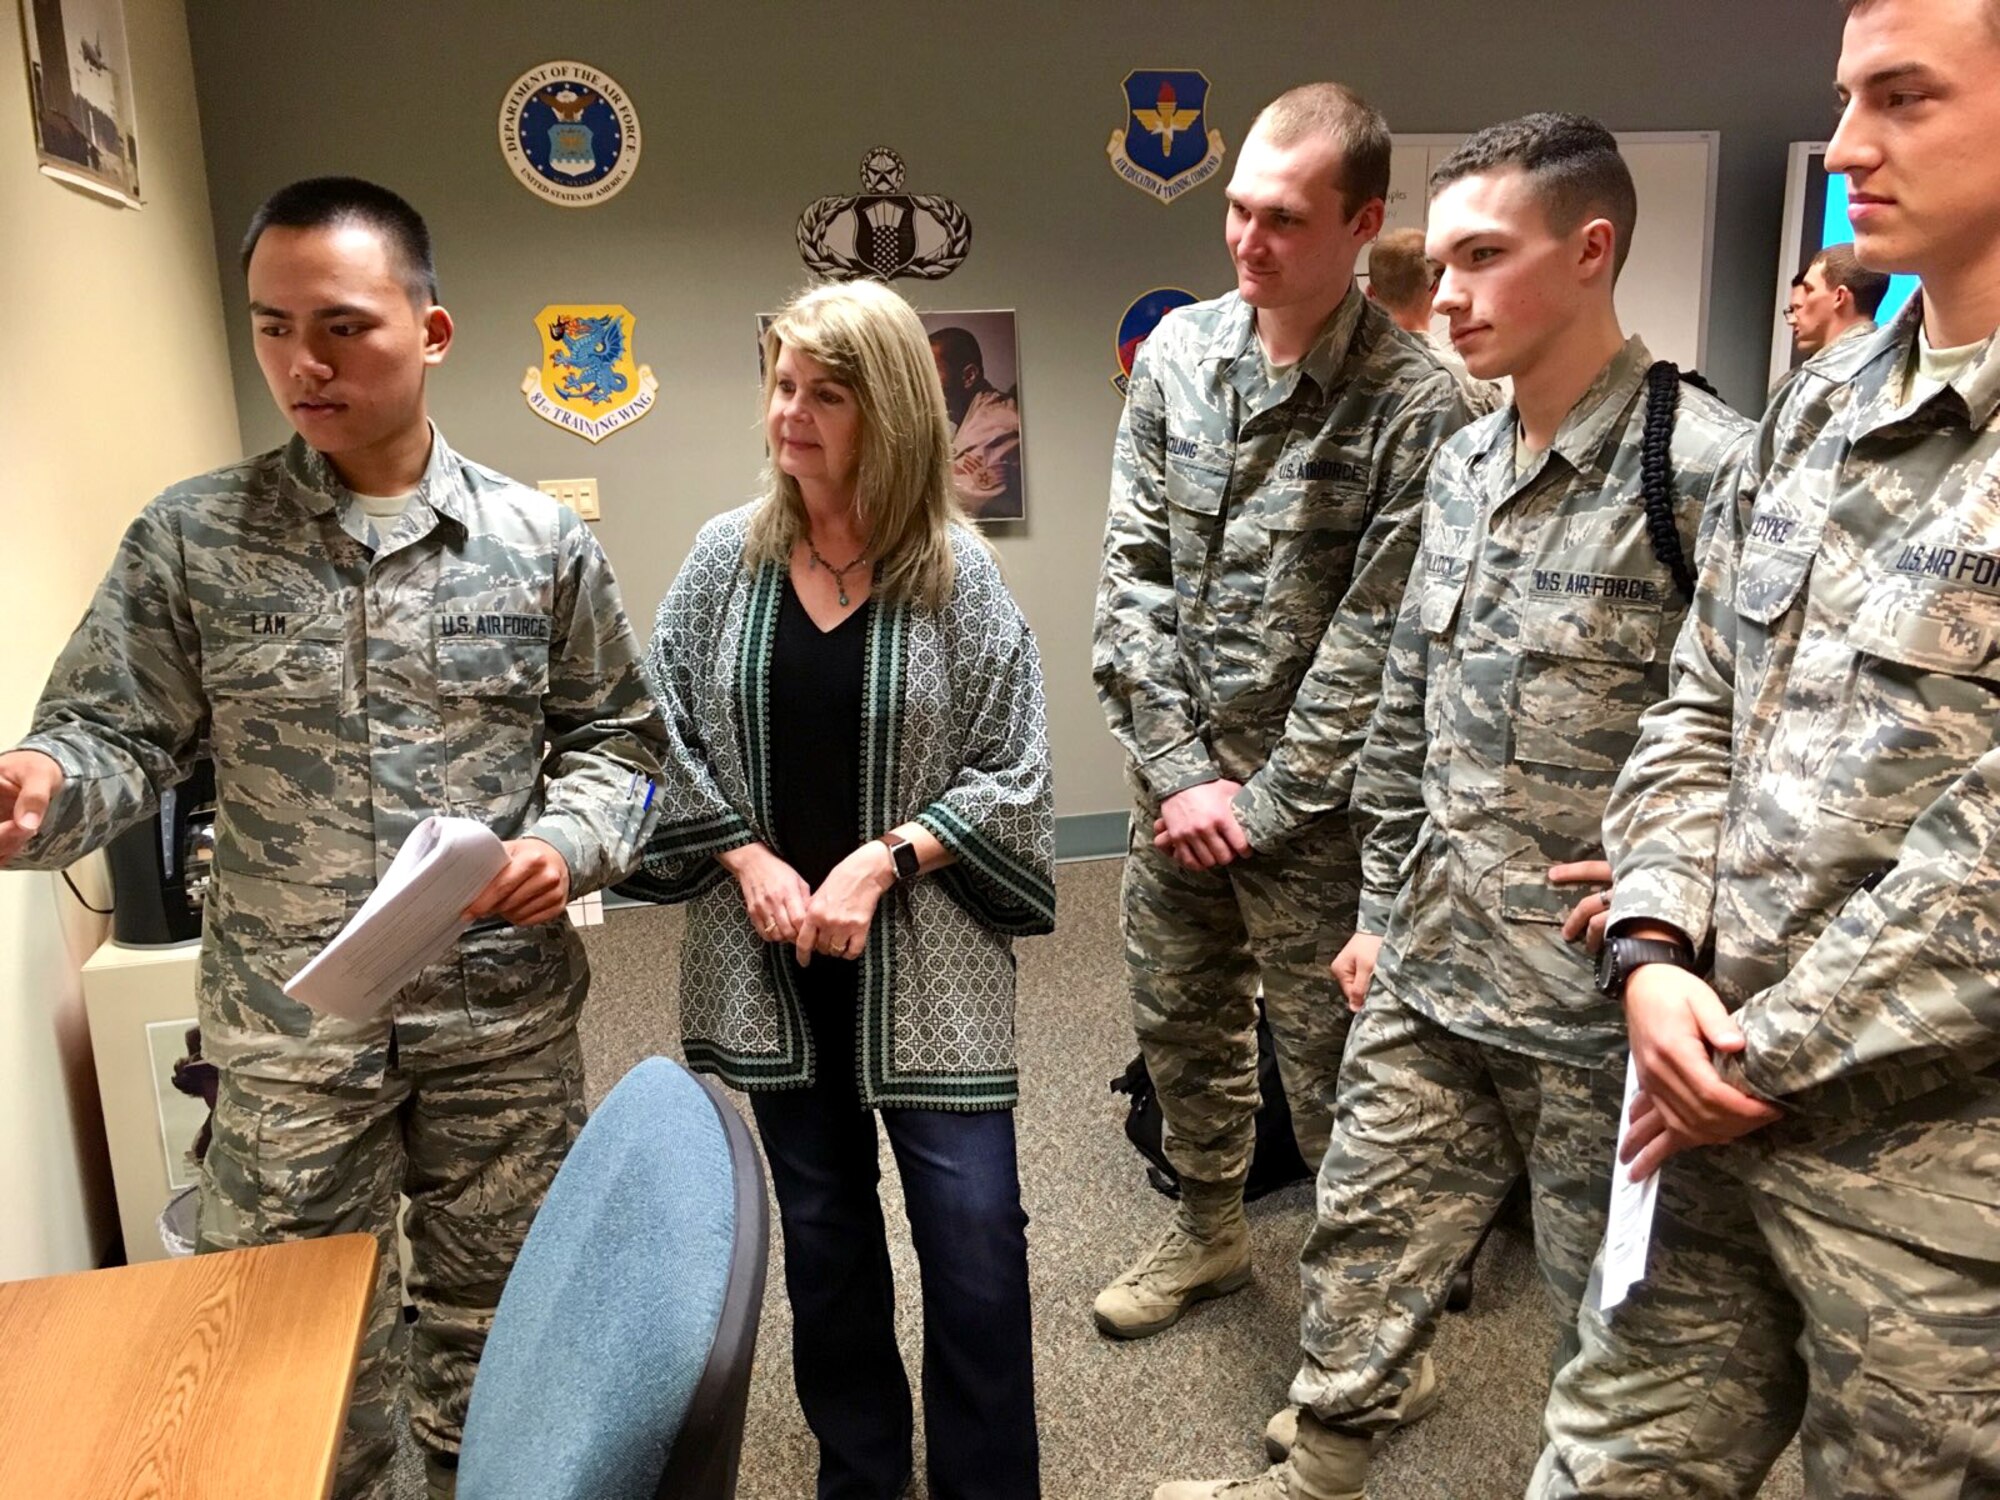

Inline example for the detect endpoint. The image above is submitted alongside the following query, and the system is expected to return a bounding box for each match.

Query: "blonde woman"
[632,278,1053,1499]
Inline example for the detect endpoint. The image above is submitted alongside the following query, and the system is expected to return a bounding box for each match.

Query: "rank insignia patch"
[521,304,658,443]
[1113,287,1199,395]
[1106,71,1226,204]
[499,61,641,207]
[797,147,972,282]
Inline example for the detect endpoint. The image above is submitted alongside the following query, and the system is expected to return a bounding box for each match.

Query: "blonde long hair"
[746,279,973,612]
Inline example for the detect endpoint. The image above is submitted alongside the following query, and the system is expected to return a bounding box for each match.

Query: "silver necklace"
[807,540,869,607]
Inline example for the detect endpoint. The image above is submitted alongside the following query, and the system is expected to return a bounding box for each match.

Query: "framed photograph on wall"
[756,306,1028,524]
[19,0,142,206]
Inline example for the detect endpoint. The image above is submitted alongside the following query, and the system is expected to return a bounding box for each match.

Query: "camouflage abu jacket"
[1606,298,2000,1253]
[1355,339,1752,1066]
[14,430,669,1086]
[1093,285,1469,851]
[629,508,1054,1111]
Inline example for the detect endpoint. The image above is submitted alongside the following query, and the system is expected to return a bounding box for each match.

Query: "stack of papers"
[1598,1054,1663,1312]
[285,817,509,1021]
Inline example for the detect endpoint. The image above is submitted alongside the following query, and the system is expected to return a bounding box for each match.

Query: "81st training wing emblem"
[1106,70,1226,204]
[520,304,658,443]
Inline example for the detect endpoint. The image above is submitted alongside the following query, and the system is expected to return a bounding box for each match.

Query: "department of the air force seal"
[1106,70,1226,204]
[499,61,641,207]
[1113,287,1199,395]
[797,147,972,281]
[521,304,658,442]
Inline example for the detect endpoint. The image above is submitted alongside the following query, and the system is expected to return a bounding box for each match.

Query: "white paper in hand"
[285,817,510,1021]
[1598,1054,1662,1313]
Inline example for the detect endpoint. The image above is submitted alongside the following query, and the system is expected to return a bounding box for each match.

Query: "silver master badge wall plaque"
[797,147,971,281]
[499,61,641,207]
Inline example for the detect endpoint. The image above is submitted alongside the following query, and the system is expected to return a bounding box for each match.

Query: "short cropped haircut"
[1367,228,1433,311]
[1429,113,1638,279]
[1809,243,1892,317]
[1251,82,1392,218]
[1838,0,2000,37]
[241,176,437,304]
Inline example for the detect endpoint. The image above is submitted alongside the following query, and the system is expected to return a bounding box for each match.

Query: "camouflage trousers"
[1121,809,1358,1192]
[199,1029,586,1500]
[1533,1146,2000,1498]
[1290,992,1623,1431]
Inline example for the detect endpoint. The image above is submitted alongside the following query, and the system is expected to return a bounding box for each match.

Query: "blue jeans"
[747,969,1040,1500]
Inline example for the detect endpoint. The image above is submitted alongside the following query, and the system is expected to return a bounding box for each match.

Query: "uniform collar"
[1472,335,1653,492]
[1846,297,2000,435]
[1208,284,1368,413]
[279,423,472,535]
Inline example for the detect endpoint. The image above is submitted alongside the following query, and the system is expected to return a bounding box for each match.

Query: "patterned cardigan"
[628,506,1056,1110]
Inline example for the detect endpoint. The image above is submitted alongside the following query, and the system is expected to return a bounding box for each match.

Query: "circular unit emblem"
[499,60,641,207]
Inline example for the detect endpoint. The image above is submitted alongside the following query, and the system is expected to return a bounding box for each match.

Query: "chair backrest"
[458,1056,769,1500]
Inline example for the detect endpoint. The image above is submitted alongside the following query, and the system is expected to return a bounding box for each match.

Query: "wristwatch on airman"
[1595,934,1694,1000]
[877,830,921,884]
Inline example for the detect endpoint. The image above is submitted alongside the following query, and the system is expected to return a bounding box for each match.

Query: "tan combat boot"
[1262,1351,1440,1461]
[1153,1411,1371,1500]
[1093,1194,1251,1339]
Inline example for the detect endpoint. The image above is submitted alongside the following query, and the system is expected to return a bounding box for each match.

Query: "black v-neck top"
[769,577,871,890]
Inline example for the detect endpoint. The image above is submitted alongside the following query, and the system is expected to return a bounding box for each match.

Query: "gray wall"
[186,1,1841,819]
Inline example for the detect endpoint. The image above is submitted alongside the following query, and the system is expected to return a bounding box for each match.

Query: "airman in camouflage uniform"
[1154,115,1756,1500]
[1534,6,2000,1490]
[1092,83,1469,1341]
[0,180,666,1500]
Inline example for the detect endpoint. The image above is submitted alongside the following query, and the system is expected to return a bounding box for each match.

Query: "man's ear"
[422,304,454,365]
[1577,217,1618,285]
[1351,197,1386,244]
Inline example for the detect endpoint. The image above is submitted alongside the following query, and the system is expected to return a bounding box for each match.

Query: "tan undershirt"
[1907,330,1987,407]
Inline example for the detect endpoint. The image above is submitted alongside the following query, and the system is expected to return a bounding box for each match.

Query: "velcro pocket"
[203,616,344,699]
[1418,572,1468,637]
[1497,858,1606,927]
[1734,541,1814,626]
[1516,595,1660,666]
[438,633,551,699]
[1512,599,1663,770]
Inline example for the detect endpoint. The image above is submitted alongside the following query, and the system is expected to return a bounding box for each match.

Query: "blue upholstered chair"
[458,1056,770,1500]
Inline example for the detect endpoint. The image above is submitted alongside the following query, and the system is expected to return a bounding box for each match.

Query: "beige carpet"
[402,857,1803,1498]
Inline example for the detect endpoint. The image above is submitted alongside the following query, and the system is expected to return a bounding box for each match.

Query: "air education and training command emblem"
[1113,287,1199,396]
[521,304,658,443]
[499,61,641,207]
[1107,71,1226,205]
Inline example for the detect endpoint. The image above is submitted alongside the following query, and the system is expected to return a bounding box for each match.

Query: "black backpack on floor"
[1110,1007,1312,1201]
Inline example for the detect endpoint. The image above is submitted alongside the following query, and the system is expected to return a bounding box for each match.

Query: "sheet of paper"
[1598,1054,1662,1313]
[285,817,509,1021]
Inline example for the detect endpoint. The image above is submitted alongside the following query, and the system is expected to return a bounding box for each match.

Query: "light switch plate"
[537,477,600,521]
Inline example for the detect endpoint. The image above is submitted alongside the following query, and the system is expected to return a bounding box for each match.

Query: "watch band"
[1596,935,1694,1000]
[878,831,921,884]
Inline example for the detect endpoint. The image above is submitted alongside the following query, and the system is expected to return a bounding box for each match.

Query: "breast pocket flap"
[438,634,552,700]
[1517,596,1660,666]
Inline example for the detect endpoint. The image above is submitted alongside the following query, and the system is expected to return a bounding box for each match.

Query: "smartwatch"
[878,831,921,884]
[1595,934,1694,1000]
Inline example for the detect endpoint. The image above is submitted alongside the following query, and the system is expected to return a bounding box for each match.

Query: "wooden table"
[0,1233,378,1499]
